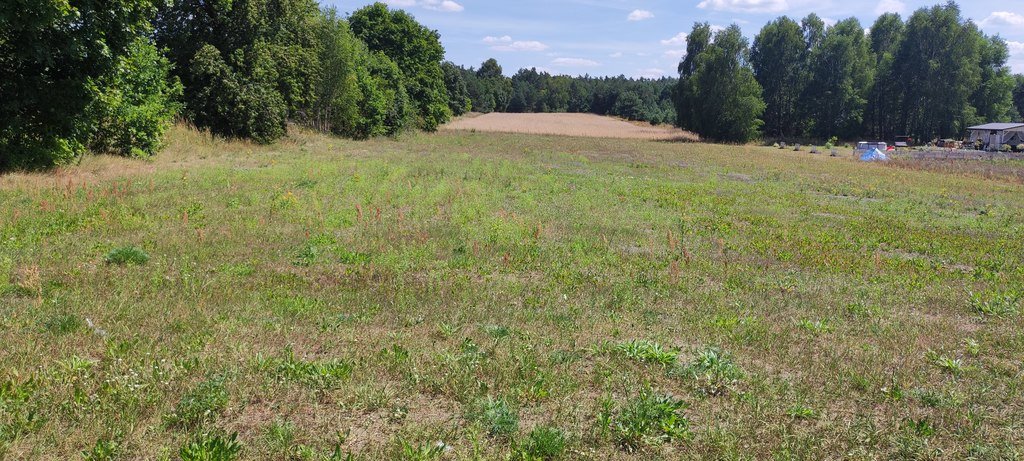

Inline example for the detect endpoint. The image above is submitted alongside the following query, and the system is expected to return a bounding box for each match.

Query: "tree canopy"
[743,2,1019,143]
[3,0,1023,170]
[675,24,765,142]
[0,0,171,169]
[349,3,451,130]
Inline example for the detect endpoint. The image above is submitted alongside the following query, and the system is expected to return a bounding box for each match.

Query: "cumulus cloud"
[981,11,1024,27]
[552,57,600,67]
[1007,41,1024,73]
[385,0,463,12]
[696,0,788,14]
[660,32,688,46]
[482,36,549,52]
[627,9,655,21]
[874,0,905,15]
[636,68,665,79]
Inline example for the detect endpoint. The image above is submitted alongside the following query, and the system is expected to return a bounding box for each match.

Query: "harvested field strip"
[443,112,699,141]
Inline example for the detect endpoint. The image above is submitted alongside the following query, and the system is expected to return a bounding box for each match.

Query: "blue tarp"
[860,148,888,162]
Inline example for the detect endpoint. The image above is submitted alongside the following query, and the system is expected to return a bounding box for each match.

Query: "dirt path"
[443,112,698,141]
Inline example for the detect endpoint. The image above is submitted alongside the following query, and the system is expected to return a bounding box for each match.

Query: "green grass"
[1,125,1023,458]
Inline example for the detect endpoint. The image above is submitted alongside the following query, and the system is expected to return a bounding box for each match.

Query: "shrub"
[185,45,287,144]
[1015,144,1024,152]
[349,3,452,131]
[999,144,1012,152]
[0,0,157,170]
[104,246,150,265]
[88,37,182,158]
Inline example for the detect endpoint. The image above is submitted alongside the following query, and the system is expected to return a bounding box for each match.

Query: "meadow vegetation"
[2,125,1022,459]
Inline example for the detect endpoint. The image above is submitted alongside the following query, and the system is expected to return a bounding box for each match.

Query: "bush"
[999,144,1012,152]
[0,0,157,171]
[1016,144,1024,152]
[88,37,182,158]
[354,52,414,138]
[185,46,287,144]
[349,3,452,131]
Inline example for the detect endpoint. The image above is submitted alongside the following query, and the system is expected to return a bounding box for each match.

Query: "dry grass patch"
[443,113,698,141]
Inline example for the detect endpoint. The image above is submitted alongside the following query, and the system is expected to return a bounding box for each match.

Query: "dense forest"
[443,59,678,125]
[2,1,1024,170]
[679,3,1024,142]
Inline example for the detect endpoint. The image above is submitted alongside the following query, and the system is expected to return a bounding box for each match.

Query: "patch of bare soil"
[443,112,698,141]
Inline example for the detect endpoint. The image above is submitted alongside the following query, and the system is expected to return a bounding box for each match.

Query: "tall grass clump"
[104,246,150,265]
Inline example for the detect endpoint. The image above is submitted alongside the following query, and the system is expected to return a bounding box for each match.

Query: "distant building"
[967,123,1024,150]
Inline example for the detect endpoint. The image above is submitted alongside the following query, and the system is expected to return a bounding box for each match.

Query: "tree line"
[4,1,1024,170]
[676,2,1024,142]
[1,1,452,170]
[442,59,678,125]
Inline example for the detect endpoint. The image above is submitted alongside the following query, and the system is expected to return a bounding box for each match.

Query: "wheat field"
[443,113,698,142]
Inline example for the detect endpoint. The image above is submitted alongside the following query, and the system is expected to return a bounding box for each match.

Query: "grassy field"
[1,123,1023,460]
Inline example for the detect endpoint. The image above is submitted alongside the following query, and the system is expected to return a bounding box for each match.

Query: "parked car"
[894,135,913,148]
[856,141,887,151]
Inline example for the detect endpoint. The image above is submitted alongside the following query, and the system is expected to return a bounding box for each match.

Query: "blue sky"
[327,0,1024,77]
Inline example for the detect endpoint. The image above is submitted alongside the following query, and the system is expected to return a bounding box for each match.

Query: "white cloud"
[1007,41,1024,73]
[482,36,549,52]
[981,11,1024,27]
[874,0,905,15]
[552,57,600,67]
[822,17,837,27]
[627,9,655,21]
[385,0,463,12]
[636,68,665,79]
[483,36,512,44]
[696,0,788,14]
[660,32,688,46]
[663,49,686,60]
[609,52,624,58]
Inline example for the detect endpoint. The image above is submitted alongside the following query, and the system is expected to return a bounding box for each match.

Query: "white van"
[856,141,887,151]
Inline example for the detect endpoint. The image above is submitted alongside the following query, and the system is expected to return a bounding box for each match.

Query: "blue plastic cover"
[859,148,888,162]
